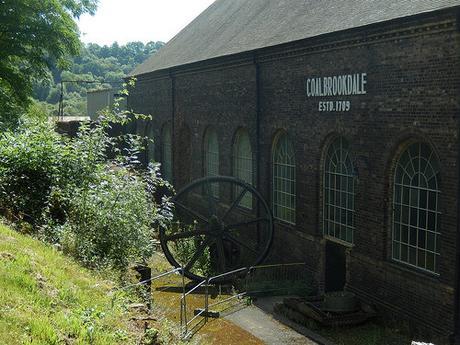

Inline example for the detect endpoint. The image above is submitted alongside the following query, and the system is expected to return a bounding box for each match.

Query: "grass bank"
[0,223,177,345]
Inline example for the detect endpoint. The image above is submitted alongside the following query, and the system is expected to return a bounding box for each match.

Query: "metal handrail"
[111,267,184,309]
[180,262,313,340]
[180,278,207,336]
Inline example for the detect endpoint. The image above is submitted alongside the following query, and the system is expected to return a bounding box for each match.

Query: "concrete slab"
[224,296,322,345]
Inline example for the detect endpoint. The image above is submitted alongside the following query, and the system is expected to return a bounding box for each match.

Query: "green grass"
[0,223,142,345]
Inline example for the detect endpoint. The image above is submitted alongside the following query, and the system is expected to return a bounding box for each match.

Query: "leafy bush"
[0,94,172,270]
[0,119,75,226]
[60,165,166,270]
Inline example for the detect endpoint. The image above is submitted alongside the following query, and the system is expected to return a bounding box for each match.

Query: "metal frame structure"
[160,176,274,282]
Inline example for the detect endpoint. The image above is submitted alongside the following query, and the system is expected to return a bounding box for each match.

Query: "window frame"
[233,129,254,210]
[204,127,220,198]
[323,137,356,245]
[162,124,173,182]
[391,142,441,275]
[272,132,296,225]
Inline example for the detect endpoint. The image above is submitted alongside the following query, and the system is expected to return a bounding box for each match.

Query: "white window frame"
[204,128,219,198]
[392,142,441,274]
[272,132,296,224]
[233,129,254,209]
[323,137,355,244]
[162,124,173,182]
[147,126,155,163]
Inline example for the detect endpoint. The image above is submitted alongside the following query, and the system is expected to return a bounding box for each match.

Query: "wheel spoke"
[174,200,209,224]
[224,233,259,255]
[225,217,270,231]
[184,237,214,271]
[222,189,247,221]
[204,182,217,216]
[165,228,209,242]
[215,238,226,272]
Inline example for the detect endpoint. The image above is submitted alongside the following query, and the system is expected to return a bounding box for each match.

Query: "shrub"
[60,165,164,270]
[0,88,173,271]
[0,119,74,226]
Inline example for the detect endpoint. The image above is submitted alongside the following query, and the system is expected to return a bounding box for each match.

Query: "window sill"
[324,235,354,248]
[387,260,440,281]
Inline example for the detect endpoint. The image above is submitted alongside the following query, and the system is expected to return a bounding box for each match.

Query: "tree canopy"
[0,0,97,128]
[33,41,164,117]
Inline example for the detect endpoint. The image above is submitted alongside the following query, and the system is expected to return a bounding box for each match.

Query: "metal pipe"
[180,266,186,335]
[169,70,176,185]
[254,53,262,248]
[208,267,249,284]
[208,292,247,309]
[205,278,209,324]
[454,11,460,344]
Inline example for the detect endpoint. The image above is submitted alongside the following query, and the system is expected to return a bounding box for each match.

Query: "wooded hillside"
[33,41,164,116]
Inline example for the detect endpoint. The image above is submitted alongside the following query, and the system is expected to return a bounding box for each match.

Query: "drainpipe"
[169,70,176,186]
[254,53,262,246]
[454,9,460,345]
[254,54,261,191]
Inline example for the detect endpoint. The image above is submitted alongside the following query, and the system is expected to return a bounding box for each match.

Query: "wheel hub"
[209,215,225,236]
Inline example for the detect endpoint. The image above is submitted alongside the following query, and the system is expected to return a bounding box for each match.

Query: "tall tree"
[0,0,97,128]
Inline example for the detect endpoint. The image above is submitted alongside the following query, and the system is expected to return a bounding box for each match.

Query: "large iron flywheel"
[159,176,274,282]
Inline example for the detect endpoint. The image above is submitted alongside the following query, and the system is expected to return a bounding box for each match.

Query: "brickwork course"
[127,1,460,343]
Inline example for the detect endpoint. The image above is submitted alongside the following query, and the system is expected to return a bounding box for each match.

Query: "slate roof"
[131,0,460,76]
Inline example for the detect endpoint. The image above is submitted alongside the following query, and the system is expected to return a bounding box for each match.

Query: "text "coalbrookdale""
[306,73,367,97]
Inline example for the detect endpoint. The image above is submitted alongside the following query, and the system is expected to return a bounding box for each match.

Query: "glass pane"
[409,247,416,266]
[427,232,435,252]
[409,227,417,246]
[401,245,408,261]
[393,242,400,260]
[426,253,435,271]
[417,249,426,269]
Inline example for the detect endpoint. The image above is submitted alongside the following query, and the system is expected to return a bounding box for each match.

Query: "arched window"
[233,129,253,209]
[324,137,355,244]
[204,128,219,198]
[147,126,155,163]
[392,142,441,273]
[162,124,172,182]
[272,132,296,224]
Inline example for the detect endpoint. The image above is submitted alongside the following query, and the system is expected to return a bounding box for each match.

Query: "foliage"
[0,0,98,128]
[60,165,163,270]
[0,90,172,270]
[0,118,79,226]
[33,41,164,117]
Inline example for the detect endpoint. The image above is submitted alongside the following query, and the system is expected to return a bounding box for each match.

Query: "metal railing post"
[205,277,209,324]
[181,267,188,337]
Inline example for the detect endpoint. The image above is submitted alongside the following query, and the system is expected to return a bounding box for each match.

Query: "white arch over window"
[233,129,253,209]
[272,132,296,224]
[204,128,219,198]
[162,124,172,182]
[323,137,355,244]
[392,142,441,273]
[147,126,155,163]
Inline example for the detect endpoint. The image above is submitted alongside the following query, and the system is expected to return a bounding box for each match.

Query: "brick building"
[128,0,460,342]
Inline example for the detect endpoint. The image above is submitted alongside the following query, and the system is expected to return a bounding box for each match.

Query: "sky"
[78,0,216,46]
